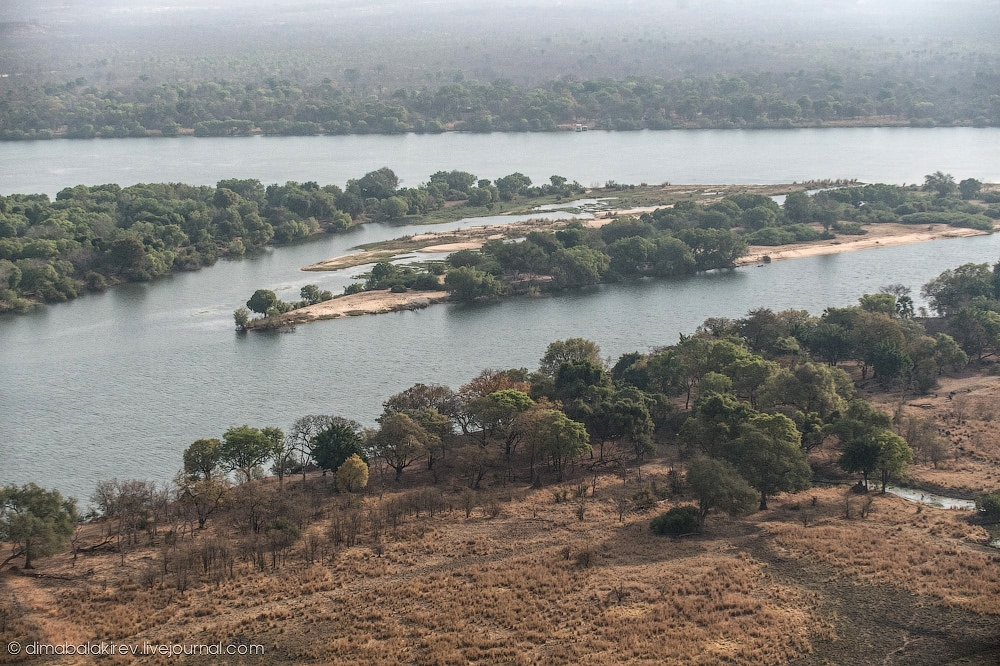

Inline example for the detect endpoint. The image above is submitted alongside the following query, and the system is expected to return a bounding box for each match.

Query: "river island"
[244,178,999,329]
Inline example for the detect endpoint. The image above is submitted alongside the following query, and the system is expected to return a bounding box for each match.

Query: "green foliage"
[834,401,912,491]
[959,178,982,200]
[745,224,820,246]
[444,266,506,302]
[899,212,993,230]
[373,412,433,481]
[923,171,957,197]
[183,438,222,481]
[311,419,366,473]
[233,306,250,330]
[976,492,1000,519]
[526,409,591,481]
[921,263,995,316]
[0,484,78,568]
[539,338,603,378]
[220,425,281,483]
[686,457,759,527]
[246,289,279,316]
[650,506,700,535]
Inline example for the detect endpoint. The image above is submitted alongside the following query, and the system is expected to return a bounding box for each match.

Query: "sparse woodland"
[4,260,1000,663]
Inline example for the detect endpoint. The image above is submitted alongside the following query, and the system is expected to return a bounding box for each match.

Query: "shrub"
[976,492,1000,519]
[411,273,441,291]
[631,485,658,512]
[650,506,700,535]
[335,454,369,493]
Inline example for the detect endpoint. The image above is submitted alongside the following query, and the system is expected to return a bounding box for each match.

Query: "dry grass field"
[4,368,1000,665]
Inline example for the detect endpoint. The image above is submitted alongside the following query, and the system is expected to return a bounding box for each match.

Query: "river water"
[2,128,999,502]
[3,127,999,197]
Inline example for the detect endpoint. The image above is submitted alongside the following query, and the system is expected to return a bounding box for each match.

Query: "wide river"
[2,127,999,502]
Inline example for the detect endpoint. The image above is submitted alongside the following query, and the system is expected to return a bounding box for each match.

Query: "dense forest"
[0,167,585,313]
[3,66,999,140]
[2,0,999,139]
[5,168,995,315]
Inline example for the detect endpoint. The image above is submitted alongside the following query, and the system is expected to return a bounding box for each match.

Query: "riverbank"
[736,223,993,266]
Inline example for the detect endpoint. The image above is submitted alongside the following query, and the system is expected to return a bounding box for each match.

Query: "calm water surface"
[3,128,1000,501]
[3,127,999,197]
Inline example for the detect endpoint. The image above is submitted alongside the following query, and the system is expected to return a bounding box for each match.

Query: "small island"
[238,173,999,330]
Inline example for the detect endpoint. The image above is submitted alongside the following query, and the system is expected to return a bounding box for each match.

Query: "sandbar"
[736,223,992,266]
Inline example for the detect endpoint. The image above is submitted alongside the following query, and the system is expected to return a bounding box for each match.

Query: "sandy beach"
[735,223,992,266]
[254,288,451,327]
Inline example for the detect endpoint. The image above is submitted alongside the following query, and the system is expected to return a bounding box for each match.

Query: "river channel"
[2,128,999,501]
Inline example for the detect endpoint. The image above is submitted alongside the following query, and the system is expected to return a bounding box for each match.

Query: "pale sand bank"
[260,289,451,326]
[736,224,991,266]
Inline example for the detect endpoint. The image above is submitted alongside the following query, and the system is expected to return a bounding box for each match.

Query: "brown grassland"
[3,372,1000,665]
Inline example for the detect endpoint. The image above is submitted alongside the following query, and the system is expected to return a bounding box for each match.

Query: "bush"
[411,273,441,290]
[745,224,820,246]
[899,211,994,230]
[976,492,1000,519]
[650,506,700,535]
[389,284,408,293]
[631,485,658,512]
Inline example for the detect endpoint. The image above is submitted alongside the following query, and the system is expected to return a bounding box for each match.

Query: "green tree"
[335,454,369,493]
[549,246,609,288]
[686,457,759,529]
[958,178,982,200]
[233,306,250,330]
[373,412,431,481]
[923,171,956,197]
[444,266,505,302]
[380,196,409,220]
[311,419,366,473]
[874,430,913,493]
[220,425,280,483]
[183,438,222,481]
[870,340,912,386]
[246,289,278,316]
[0,484,78,569]
[948,307,1000,359]
[730,413,812,509]
[833,400,899,490]
[350,167,399,200]
[299,284,331,305]
[532,409,590,481]
[538,338,603,378]
[921,263,994,316]
[782,191,812,224]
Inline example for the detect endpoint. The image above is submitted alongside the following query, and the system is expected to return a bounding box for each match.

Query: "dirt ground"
[2,452,998,666]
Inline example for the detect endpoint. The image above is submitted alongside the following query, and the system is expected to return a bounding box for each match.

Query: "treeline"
[0,167,576,313]
[4,66,1000,141]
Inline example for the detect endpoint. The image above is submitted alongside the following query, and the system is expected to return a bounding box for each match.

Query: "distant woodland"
[1,0,998,138]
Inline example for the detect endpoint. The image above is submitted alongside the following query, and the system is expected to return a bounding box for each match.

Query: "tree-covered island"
[239,172,998,329]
